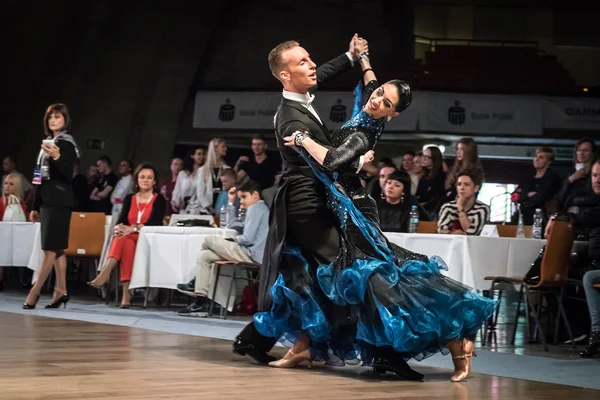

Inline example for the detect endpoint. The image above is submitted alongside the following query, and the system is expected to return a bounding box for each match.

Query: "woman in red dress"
[88,163,165,307]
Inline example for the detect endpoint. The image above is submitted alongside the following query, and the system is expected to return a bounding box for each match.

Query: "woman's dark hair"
[122,159,134,172]
[43,103,71,137]
[387,170,411,196]
[378,157,396,168]
[424,146,443,179]
[386,80,412,113]
[183,147,205,173]
[457,167,484,188]
[132,163,158,193]
[238,180,261,197]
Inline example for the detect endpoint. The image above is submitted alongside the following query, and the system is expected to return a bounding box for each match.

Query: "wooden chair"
[208,260,261,319]
[482,221,574,351]
[65,212,115,304]
[495,224,533,238]
[418,221,438,234]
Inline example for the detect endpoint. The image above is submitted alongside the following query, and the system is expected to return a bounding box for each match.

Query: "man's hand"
[227,187,238,204]
[235,156,250,171]
[363,150,375,166]
[354,38,369,58]
[348,33,358,59]
[527,191,537,198]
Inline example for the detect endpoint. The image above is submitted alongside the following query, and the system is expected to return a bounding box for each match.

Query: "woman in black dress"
[24,104,80,309]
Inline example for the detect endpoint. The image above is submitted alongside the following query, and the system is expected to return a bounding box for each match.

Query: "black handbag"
[524,246,545,285]
[176,219,211,227]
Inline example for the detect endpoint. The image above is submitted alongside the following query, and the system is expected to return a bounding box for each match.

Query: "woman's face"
[3,177,15,196]
[421,149,433,169]
[365,83,400,120]
[193,148,206,165]
[138,169,156,192]
[47,112,65,133]
[456,175,478,199]
[401,154,414,172]
[412,156,423,174]
[576,142,594,164]
[215,142,227,158]
[456,143,465,162]
[384,179,404,201]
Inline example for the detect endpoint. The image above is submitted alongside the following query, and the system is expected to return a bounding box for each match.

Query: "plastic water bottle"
[516,211,526,238]
[219,205,228,228]
[408,205,419,233]
[237,207,246,222]
[532,208,543,239]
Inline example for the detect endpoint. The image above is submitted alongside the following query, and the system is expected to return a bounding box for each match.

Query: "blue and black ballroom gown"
[254,80,496,362]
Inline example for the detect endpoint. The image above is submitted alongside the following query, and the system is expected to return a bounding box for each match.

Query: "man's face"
[220,175,236,191]
[378,167,396,190]
[252,139,267,156]
[2,158,14,173]
[280,46,317,91]
[96,160,109,174]
[591,163,600,196]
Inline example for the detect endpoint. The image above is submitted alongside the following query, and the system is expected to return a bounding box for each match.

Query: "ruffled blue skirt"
[254,251,497,362]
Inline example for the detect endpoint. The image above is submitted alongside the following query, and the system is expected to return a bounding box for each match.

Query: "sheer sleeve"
[364,80,379,98]
[322,131,370,172]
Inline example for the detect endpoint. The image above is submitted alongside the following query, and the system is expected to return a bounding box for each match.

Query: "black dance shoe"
[23,295,40,310]
[45,294,70,309]
[372,356,424,381]
[580,332,600,358]
[232,335,277,364]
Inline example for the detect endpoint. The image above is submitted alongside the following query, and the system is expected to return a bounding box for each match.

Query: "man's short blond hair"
[268,40,299,79]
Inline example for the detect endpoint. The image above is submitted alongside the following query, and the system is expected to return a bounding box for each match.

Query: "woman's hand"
[42,143,61,160]
[114,224,134,238]
[30,211,40,222]
[283,130,309,147]
[568,169,587,183]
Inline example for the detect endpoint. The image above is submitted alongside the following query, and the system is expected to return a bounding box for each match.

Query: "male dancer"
[232,36,423,380]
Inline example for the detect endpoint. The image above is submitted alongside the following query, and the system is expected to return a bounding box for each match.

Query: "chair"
[418,221,438,234]
[482,221,574,351]
[495,224,533,238]
[208,260,261,319]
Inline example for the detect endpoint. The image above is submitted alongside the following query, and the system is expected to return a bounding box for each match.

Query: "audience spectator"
[445,138,485,199]
[87,164,100,191]
[559,137,597,214]
[214,168,240,214]
[377,170,429,233]
[159,157,183,217]
[176,180,269,317]
[187,138,229,215]
[367,160,397,200]
[0,173,28,291]
[2,156,33,206]
[438,168,490,236]
[88,163,166,307]
[416,146,446,217]
[262,173,282,208]
[409,152,424,196]
[235,134,281,191]
[72,159,90,211]
[89,156,119,215]
[111,159,134,207]
[172,147,205,214]
[399,151,415,174]
[512,147,562,226]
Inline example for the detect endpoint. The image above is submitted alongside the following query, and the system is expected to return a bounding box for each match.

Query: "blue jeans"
[583,269,600,333]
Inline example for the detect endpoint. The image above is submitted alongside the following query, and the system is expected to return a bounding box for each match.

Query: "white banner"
[419,92,543,136]
[542,97,600,130]
[193,90,419,131]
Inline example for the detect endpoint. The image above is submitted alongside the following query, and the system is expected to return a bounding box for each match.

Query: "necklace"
[136,192,154,224]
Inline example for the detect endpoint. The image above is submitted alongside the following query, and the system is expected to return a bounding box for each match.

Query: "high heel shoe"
[446,338,475,382]
[23,295,40,310]
[45,294,70,309]
[87,280,105,289]
[268,349,312,369]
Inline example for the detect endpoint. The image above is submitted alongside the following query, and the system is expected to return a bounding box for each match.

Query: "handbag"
[523,245,545,285]
[2,195,26,222]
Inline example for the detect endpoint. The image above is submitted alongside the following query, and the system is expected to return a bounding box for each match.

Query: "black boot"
[371,346,424,381]
[232,322,277,364]
[580,331,600,358]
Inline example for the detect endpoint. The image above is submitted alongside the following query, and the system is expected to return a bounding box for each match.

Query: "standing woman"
[444,137,484,199]
[171,147,205,214]
[187,138,229,215]
[24,103,80,309]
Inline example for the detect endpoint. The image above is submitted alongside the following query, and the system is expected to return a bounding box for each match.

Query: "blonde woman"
[0,173,28,290]
[186,138,230,215]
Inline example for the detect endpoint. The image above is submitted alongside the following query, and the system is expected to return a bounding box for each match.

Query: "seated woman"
[254,51,496,382]
[0,173,28,290]
[377,170,428,232]
[437,168,490,236]
[88,163,166,307]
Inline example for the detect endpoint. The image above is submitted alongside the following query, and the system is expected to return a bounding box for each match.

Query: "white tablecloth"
[129,226,239,310]
[0,222,41,267]
[385,233,545,290]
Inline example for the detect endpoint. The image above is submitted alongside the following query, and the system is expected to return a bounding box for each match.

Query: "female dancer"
[254,53,496,382]
[24,103,80,309]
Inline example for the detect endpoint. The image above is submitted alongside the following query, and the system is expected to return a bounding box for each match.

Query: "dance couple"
[232,35,496,382]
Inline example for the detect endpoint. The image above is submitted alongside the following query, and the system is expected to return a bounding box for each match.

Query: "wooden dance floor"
[0,312,596,399]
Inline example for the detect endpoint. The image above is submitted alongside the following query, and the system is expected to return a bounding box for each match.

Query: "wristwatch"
[294,131,309,147]
[133,225,139,233]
